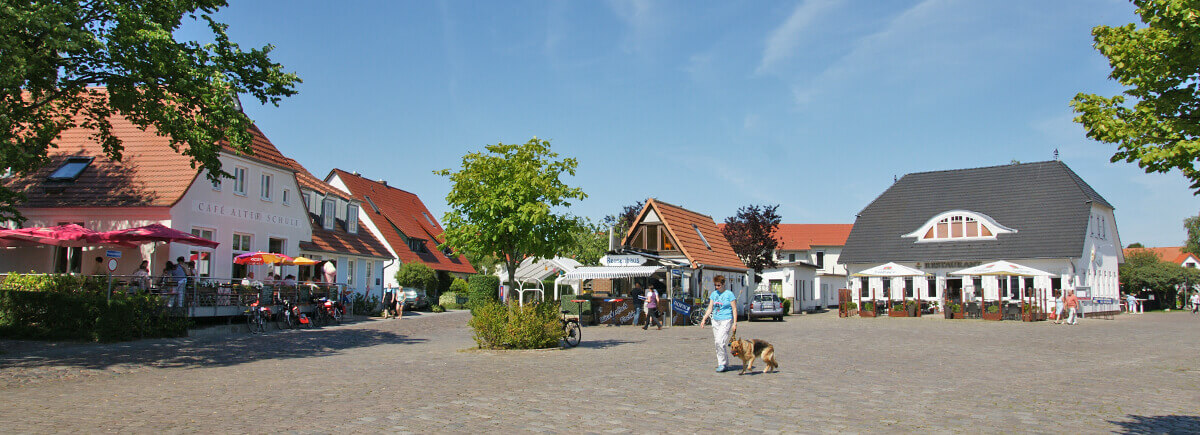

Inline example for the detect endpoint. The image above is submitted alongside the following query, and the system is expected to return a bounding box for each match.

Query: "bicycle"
[274,298,299,330]
[560,310,581,348]
[246,296,270,334]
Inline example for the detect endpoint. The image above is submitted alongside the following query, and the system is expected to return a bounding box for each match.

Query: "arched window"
[902,210,1015,243]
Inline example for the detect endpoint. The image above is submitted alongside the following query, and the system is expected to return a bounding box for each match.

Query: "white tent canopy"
[948,260,1056,277]
[851,262,929,277]
[560,266,663,281]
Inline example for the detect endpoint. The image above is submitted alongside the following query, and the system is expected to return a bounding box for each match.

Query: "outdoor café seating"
[965,302,981,319]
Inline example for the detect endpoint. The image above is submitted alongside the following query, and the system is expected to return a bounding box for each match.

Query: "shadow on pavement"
[0,327,423,371]
[1107,415,1200,434]
[575,338,638,350]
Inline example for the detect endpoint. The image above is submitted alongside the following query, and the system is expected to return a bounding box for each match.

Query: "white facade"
[324,174,402,289]
[761,263,819,313]
[775,246,846,307]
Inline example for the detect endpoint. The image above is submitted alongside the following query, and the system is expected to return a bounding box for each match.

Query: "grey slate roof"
[839,161,1112,264]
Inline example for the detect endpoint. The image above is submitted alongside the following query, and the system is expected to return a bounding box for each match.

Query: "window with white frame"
[190,228,215,277]
[231,233,252,279]
[282,188,290,205]
[903,210,1015,242]
[347,259,355,286]
[260,173,273,201]
[347,204,359,233]
[302,193,311,210]
[322,199,336,230]
[233,167,247,195]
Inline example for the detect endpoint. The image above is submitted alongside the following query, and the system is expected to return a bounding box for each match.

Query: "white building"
[839,161,1124,314]
[760,262,819,313]
[769,224,853,308]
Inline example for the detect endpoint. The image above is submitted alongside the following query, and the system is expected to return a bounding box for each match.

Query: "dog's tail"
[763,346,779,370]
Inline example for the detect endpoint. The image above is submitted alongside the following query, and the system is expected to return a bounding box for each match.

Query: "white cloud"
[757,0,841,74]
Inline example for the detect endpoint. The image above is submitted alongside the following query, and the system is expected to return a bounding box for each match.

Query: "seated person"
[281,274,297,287]
[241,271,261,287]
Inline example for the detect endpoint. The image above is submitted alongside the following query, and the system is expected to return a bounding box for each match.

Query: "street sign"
[600,255,646,266]
[106,258,118,272]
[105,250,121,259]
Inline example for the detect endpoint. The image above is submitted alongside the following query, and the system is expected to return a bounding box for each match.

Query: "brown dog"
[728,334,778,375]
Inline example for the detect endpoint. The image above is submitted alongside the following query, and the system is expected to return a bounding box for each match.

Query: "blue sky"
[180,0,1198,247]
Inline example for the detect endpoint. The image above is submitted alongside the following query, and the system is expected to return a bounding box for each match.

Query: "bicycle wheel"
[274,311,291,330]
[689,307,704,326]
[331,308,342,325]
[246,311,258,334]
[563,321,581,347]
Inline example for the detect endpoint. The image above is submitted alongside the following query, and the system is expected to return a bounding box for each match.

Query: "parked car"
[402,288,430,310]
[749,292,784,321]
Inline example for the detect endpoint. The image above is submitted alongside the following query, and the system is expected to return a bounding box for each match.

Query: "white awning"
[561,266,663,281]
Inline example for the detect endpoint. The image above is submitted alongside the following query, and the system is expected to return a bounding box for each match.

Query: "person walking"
[1190,292,1199,314]
[1052,290,1065,324]
[699,275,738,373]
[642,286,662,330]
[1064,290,1080,325]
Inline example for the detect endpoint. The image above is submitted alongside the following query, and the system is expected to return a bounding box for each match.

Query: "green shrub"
[449,278,469,294]
[430,304,446,313]
[468,274,500,309]
[0,287,187,342]
[439,291,460,306]
[351,293,381,316]
[781,298,792,315]
[395,262,439,295]
[468,301,563,349]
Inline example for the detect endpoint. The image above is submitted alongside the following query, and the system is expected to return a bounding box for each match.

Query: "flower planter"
[888,309,908,317]
[982,312,1002,321]
[860,310,877,318]
[952,312,964,319]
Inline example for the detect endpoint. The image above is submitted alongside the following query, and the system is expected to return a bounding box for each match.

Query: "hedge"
[0,273,188,342]
[468,301,563,349]
[468,274,500,308]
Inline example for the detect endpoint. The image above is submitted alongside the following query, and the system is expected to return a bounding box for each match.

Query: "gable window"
[260,173,273,201]
[47,157,93,181]
[302,193,311,210]
[903,210,1015,243]
[789,253,796,262]
[347,204,359,233]
[282,188,290,206]
[322,199,336,230]
[661,230,675,251]
[816,252,825,268]
[233,167,247,196]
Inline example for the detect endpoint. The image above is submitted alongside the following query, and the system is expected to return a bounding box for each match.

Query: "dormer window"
[902,210,1015,242]
[322,198,336,230]
[47,157,93,181]
[408,238,427,253]
[347,204,359,233]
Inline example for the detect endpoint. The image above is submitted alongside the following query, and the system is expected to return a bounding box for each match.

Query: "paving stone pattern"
[1,310,1198,433]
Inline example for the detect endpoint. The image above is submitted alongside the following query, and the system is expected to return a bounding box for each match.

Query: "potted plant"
[889,300,908,317]
[905,300,919,317]
[982,304,1002,321]
[929,300,939,314]
[1022,305,1044,322]
[950,303,964,319]
[860,301,877,317]
[840,301,858,317]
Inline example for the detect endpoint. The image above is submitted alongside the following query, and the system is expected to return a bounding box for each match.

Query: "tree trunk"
[506,260,518,304]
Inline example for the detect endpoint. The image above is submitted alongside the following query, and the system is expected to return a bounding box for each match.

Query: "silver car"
[749,292,784,321]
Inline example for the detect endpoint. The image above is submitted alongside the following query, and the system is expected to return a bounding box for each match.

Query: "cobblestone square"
[1,310,1198,433]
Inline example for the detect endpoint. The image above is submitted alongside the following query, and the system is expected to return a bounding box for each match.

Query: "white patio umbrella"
[851,262,930,310]
[947,260,1056,277]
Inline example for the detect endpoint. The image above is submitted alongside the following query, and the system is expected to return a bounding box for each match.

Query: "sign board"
[499,285,508,303]
[106,258,118,273]
[672,298,692,316]
[1074,286,1091,299]
[600,255,646,266]
[105,250,121,259]
[1093,297,1115,304]
[671,269,682,276]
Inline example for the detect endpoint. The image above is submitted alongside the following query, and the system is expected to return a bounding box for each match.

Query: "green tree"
[1185,213,1200,255]
[1,0,300,222]
[1119,249,1199,309]
[395,262,439,299]
[1127,242,1145,249]
[561,219,608,266]
[436,138,586,290]
[1072,0,1200,192]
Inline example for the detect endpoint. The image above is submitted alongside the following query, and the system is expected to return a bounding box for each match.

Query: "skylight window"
[422,212,437,228]
[693,224,712,250]
[47,157,93,181]
[365,195,380,213]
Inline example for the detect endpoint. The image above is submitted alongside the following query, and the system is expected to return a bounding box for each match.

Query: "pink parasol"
[86,223,219,248]
[0,224,136,248]
[234,252,293,265]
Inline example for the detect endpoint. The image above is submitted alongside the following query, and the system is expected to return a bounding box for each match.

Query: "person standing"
[1052,290,1065,324]
[131,260,151,292]
[170,258,188,307]
[642,286,662,330]
[699,275,738,373]
[1125,293,1138,314]
[1190,292,1199,314]
[1064,290,1080,325]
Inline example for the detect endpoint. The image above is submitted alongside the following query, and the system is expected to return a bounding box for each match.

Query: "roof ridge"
[330,168,419,197]
[900,160,1059,178]
[650,198,715,220]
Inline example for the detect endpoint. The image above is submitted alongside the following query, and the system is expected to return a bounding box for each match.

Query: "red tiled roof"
[279,158,388,258]
[4,88,291,208]
[625,198,747,271]
[330,169,476,274]
[283,157,349,201]
[773,224,853,250]
[1123,246,1198,265]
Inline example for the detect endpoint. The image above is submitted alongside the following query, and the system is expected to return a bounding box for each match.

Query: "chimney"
[378,179,387,186]
[352,171,361,177]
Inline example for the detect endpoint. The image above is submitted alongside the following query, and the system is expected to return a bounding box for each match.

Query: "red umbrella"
[234,252,293,265]
[86,223,219,248]
[0,224,136,247]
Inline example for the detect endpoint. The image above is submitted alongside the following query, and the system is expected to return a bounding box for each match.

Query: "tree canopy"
[1185,213,1200,255]
[395,262,439,295]
[1,0,300,222]
[436,137,586,290]
[721,204,782,282]
[561,219,608,266]
[1120,249,1199,308]
[1072,0,1200,192]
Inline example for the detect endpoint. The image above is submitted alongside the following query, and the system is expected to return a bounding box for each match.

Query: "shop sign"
[672,299,692,315]
[920,261,982,270]
[105,250,122,259]
[193,200,304,228]
[600,255,646,266]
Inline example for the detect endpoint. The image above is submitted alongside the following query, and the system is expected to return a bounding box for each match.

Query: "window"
[268,237,285,255]
[859,278,869,298]
[769,279,783,297]
[904,278,914,298]
[260,173,273,201]
[322,199,336,230]
[347,259,355,286]
[347,204,359,233]
[408,238,427,253]
[661,231,675,251]
[211,174,221,191]
[190,228,215,277]
[231,233,252,279]
[927,277,937,298]
[282,189,290,205]
[233,167,247,195]
[422,211,436,228]
[816,252,825,268]
[789,253,796,262]
[693,224,712,250]
[302,193,311,210]
[366,196,380,213]
[646,225,659,250]
[47,157,93,181]
[904,210,1014,242]
[882,279,891,298]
